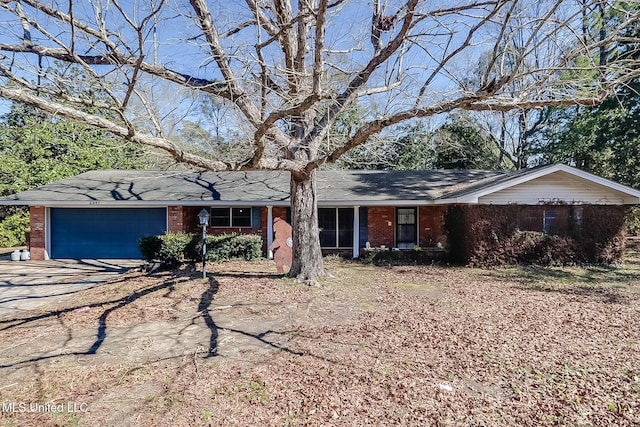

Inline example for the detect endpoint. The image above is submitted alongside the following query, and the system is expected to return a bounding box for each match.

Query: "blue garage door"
[51,208,167,259]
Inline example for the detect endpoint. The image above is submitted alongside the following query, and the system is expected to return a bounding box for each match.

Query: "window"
[210,207,253,227]
[543,208,557,233]
[318,208,354,248]
[573,206,583,226]
[318,208,337,247]
[396,208,417,249]
[211,208,230,227]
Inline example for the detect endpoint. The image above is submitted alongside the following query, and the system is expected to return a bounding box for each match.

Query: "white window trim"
[319,207,353,249]
[210,207,253,228]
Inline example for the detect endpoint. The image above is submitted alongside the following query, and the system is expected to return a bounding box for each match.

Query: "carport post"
[198,209,210,279]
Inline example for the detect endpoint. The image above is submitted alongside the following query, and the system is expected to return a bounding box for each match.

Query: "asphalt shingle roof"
[0,168,510,205]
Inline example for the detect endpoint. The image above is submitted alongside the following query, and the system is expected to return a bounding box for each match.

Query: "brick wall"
[514,205,570,234]
[367,206,395,247]
[167,206,185,232]
[366,206,448,249]
[183,205,271,254]
[29,206,46,260]
[418,206,447,247]
[272,206,288,222]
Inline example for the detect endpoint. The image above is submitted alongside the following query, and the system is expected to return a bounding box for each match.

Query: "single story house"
[1,163,639,261]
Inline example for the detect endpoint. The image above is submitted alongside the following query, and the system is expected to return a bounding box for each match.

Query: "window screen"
[318,208,337,247]
[232,208,252,227]
[211,208,231,227]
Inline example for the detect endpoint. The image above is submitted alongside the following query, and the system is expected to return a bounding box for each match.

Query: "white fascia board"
[0,200,292,207]
[453,164,640,204]
[554,164,640,199]
[7,199,442,207]
[317,200,436,207]
[432,198,463,205]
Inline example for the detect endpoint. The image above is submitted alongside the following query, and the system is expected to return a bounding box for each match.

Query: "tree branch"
[0,85,306,172]
[306,91,608,173]
[0,41,232,97]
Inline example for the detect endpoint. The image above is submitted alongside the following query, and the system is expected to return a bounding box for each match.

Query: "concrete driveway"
[0,259,142,319]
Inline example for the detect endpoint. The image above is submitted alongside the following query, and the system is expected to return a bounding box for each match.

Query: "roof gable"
[446,164,640,204]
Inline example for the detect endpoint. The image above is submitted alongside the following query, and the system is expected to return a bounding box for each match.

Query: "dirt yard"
[0,257,639,426]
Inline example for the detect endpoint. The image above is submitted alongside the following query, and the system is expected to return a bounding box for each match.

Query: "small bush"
[142,232,263,264]
[139,232,193,264]
[626,206,640,236]
[185,233,263,262]
[159,232,194,264]
[0,211,30,247]
[139,235,162,261]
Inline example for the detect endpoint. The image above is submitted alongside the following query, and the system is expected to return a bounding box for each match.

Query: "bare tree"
[0,0,638,283]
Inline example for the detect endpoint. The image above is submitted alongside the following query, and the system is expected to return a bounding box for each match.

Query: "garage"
[50,208,167,259]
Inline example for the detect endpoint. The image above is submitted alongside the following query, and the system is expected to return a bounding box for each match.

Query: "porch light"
[198,209,210,279]
[198,208,210,226]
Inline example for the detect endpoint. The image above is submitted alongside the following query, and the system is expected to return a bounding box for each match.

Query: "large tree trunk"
[287,170,326,284]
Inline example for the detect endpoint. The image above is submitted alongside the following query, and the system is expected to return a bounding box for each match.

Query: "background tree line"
[2,69,639,247]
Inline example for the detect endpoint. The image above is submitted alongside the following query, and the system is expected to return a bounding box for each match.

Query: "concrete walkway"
[0,259,141,319]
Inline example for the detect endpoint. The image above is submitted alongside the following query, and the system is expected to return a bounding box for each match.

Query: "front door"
[396,207,417,249]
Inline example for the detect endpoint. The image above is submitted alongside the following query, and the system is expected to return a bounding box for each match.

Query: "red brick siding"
[544,205,570,234]
[367,206,395,247]
[272,206,288,222]
[418,206,447,248]
[29,206,46,260]
[167,206,185,232]
[182,206,203,232]
[515,205,570,234]
[518,205,544,231]
[183,205,270,254]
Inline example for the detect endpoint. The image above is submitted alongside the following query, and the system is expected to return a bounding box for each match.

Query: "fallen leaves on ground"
[0,260,638,426]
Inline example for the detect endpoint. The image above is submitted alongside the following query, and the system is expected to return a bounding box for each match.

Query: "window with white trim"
[210,207,253,227]
[396,207,417,249]
[318,208,354,248]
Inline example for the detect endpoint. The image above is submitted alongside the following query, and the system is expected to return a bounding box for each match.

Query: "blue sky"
[0,0,596,142]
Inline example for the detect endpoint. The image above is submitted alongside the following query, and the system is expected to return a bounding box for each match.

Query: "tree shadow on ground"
[196,274,303,358]
[0,275,178,368]
[513,283,629,304]
[198,276,219,356]
[0,269,305,369]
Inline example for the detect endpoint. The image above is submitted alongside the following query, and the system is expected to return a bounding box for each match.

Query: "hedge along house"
[1,163,639,262]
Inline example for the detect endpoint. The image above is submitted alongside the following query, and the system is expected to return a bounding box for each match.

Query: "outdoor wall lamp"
[198,208,210,279]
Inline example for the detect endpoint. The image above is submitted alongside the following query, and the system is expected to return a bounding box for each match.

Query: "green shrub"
[626,206,640,236]
[138,235,163,261]
[138,232,193,263]
[0,211,30,247]
[158,232,193,264]
[185,233,263,262]
[142,232,263,264]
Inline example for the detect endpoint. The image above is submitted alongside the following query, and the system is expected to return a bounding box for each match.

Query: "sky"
[0,0,600,145]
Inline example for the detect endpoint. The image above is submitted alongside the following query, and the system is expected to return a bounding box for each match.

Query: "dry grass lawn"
[0,256,639,426]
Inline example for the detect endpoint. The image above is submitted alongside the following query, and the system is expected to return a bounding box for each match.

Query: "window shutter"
[251,207,261,228]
